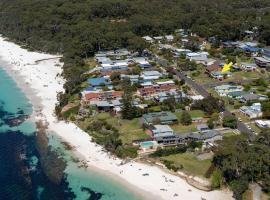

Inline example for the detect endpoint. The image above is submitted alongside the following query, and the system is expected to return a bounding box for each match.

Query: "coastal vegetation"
[213,130,270,199]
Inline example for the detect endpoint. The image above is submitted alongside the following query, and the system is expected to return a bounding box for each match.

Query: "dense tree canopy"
[213,130,270,199]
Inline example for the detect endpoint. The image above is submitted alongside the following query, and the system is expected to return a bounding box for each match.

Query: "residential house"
[254,56,270,67]
[173,48,192,57]
[165,35,174,42]
[137,81,177,97]
[142,36,154,43]
[90,99,122,112]
[255,120,270,129]
[153,36,163,42]
[206,63,220,74]
[132,57,152,69]
[227,91,249,99]
[239,103,262,119]
[196,124,209,131]
[154,90,187,102]
[87,77,111,89]
[186,52,209,61]
[141,111,178,125]
[240,93,269,103]
[150,125,174,138]
[254,47,270,67]
[120,74,140,84]
[214,85,244,96]
[222,41,239,48]
[82,90,123,103]
[211,71,232,80]
[240,62,257,71]
[155,130,222,146]
[141,71,163,81]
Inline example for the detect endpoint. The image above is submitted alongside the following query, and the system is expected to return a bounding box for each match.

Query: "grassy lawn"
[171,124,197,133]
[188,69,216,85]
[161,152,212,177]
[227,71,264,81]
[173,110,205,133]
[175,110,205,119]
[118,118,150,144]
[223,132,237,138]
[95,113,150,144]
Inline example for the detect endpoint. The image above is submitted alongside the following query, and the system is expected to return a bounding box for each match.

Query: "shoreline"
[0,35,233,200]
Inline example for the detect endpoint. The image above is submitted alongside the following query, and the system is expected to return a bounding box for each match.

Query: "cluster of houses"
[214,84,268,101]
[80,49,189,113]
[214,84,268,119]
[134,111,222,153]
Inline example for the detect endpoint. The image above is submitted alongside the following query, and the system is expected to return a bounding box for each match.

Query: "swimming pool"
[140,141,156,149]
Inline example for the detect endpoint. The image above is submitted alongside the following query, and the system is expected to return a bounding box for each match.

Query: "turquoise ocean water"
[0,66,142,200]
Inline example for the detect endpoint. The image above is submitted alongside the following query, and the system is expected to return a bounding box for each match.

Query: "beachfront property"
[89,99,122,112]
[214,84,244,97]
[239,102,262,119]
[141,111,178,125]
[82,90,123,104]
[150,125,174,138]
[155,130,222,146]
[87,77,112,91]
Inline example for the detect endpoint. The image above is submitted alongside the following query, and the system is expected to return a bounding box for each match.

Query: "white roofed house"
[153,36,164,43]
[186,52,212,65]
[142,36,154,43]
[151,125,174,138]
[165,35,174,42]
[240,62,257,71]
[141,70,163,81]
[239,103,263,119]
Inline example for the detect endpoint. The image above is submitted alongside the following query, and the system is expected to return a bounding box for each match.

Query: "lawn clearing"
[161,152,212,177]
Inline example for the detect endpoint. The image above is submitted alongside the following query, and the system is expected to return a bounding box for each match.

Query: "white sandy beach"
[0,36,233,200]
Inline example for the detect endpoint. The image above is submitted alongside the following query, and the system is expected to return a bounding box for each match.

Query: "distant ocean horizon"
[0,63,142,200]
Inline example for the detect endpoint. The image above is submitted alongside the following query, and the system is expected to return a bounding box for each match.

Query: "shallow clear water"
[0,66,142,200]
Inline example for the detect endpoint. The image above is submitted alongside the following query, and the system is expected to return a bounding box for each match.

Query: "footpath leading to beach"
[0,36,233,200]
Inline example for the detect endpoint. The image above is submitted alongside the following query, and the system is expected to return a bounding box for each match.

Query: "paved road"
[172,68,256,140]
